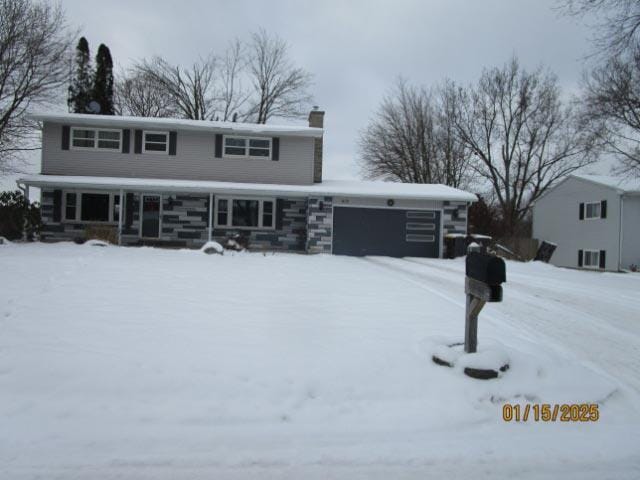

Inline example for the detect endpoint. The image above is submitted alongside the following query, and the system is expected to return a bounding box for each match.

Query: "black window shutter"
[169,131,177,155]
[62,126,70,150]
[601,200,607,218]
[276,199,284,230]
[579,203,584,220]
[122,129,130,153]
[134,130,143,154]
[272,137,280,161]
[215,134,223,158]
[599,250,606,269]
[53,190,62,222]
[578,249,583,267]
[125,193,134,227]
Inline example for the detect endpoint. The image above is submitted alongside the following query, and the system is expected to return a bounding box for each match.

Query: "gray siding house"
[19,110,476,257]
[533,174,640,271]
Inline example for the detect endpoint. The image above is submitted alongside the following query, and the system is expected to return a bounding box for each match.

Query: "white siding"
[42,122,315,185]
[621,195,640,270]
[533,177,621,271]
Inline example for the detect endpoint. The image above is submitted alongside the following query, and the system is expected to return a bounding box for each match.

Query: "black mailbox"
[466,252,506,286]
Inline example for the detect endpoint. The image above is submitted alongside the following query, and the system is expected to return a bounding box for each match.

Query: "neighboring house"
[533,174,640,271]
[18,110,476,257]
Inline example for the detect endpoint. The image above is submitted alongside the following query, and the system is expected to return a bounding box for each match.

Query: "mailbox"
[466,252,506,286]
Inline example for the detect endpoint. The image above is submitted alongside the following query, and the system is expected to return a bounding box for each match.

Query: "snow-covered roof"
[18,175,477,202]
[571,174,640,194]
[28,112,323,138]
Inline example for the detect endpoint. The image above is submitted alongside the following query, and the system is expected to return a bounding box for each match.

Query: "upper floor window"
[71,128,121,150]
[585,201,601,219]
[223,136,271,159]
[143,131,169,154]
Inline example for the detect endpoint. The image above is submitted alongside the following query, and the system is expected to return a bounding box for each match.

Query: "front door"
[141,195,161,238]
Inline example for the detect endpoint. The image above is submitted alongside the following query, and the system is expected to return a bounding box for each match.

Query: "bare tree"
[580,51,640,174]
[246,29,313,123]
[134,56,217,120]
[359,78,474,188]
[454,57,598,235]
[0,0,71,174]
[558,0,640,57]
[215,39,251,122]
[115,69,177,117]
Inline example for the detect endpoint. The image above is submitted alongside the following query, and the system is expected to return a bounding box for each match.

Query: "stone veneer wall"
[306,196,333,253]
[442,200,468,235]
[213,198,308,252]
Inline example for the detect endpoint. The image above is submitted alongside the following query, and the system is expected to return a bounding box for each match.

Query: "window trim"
[61,190,120,224]
[582,249,601,269]
[142,130,169,154]
[70,127,122,151]
[214,196,276,230]
[584,201,602,220]
[222,135,272,160]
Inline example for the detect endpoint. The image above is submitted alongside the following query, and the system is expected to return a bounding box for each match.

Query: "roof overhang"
[18,175,478,203]
[28,112,324,138]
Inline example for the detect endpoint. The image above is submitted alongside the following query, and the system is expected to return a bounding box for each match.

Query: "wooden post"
[464,293,486,353]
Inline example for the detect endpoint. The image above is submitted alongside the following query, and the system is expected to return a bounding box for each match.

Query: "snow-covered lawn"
[1,243,639,479]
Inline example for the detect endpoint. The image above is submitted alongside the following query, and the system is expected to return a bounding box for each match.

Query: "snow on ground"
[1,243,640,479]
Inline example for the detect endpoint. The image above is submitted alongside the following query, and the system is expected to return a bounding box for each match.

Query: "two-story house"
[533,174,640,271]
[18,110,476,257]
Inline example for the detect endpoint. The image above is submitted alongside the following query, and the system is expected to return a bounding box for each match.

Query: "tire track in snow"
[362,256,640,395]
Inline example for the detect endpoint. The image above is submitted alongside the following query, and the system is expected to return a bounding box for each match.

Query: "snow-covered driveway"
[1,243,639,479]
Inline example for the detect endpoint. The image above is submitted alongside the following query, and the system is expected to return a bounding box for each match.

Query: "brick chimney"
[308,107,324,183]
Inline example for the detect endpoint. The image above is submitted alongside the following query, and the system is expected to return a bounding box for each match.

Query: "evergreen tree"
[67,37,92,113]
[93,44,114,115]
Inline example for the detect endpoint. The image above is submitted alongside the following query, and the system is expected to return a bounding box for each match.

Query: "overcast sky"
[4,0,605,192]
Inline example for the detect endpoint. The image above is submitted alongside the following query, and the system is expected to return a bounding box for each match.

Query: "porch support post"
[118,188,124,246]
[208,192,213,242]
[23,185,30,242]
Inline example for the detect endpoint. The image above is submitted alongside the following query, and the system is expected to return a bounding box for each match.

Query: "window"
[262,200,274,228]
[223,136,271,159]
[232,200,259,227]
[585,202,601,219]
[71,128,121,150]
[217,199,228,225]
[583,250,600,268]
[62,191,120,223]
[215,197,276,229]
[81,193,110,222]
[143,131,168,153]
[65,193,77,220]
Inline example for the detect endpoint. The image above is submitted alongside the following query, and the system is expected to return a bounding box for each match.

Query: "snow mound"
[0,236,12,245]
[457,348,510,371]
[200,241,224,255]
[84,239,109,247]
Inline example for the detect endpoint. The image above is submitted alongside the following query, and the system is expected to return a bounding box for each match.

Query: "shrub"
[0,190,41,241]
[84,225,118,244]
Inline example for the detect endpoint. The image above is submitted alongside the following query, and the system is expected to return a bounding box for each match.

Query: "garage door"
[333,207,440,257]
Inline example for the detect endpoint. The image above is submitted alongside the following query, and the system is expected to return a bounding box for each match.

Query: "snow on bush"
[84,239,109,247]
[200,240,224,255]
[0,235,12,245]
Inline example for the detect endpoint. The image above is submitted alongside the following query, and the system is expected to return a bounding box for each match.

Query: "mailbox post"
[464,252,506,353]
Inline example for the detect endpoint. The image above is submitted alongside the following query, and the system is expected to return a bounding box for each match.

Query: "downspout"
[618,195,624,271]
[118,188,124,246]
